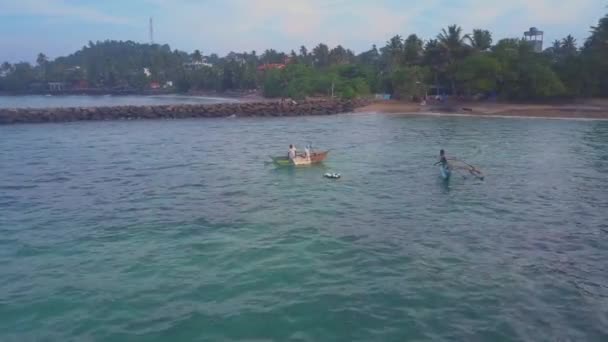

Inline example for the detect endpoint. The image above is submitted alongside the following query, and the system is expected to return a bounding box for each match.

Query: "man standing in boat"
[288,144,297,161]
[438,149,448,167]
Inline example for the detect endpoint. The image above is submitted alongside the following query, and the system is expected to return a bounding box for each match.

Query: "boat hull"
[272,151,329,166]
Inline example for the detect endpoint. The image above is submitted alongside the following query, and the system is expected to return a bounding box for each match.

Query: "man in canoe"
[438,150,485,180]
[438,149,448,167]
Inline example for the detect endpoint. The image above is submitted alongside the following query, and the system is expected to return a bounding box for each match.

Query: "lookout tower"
[524,27,544,52]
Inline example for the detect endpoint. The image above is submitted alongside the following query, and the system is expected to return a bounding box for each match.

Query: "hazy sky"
[0,0,606,62]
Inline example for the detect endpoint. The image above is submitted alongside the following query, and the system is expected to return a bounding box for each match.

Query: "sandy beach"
[356,99,608,119]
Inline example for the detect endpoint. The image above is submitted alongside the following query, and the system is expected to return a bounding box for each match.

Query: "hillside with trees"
[1,12,608,101]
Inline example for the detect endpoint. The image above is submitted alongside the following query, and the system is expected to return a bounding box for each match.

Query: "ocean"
[1,113,607,341]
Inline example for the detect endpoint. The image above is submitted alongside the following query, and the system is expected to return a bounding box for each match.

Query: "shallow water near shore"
[1,113,607,341]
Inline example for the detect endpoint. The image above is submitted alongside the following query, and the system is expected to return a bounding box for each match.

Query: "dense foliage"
[2,12,608,100]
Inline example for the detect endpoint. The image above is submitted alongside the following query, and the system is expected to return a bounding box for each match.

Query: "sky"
[0,0,606,62]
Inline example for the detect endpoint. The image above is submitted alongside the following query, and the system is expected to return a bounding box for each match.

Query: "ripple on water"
[0,115,607,341]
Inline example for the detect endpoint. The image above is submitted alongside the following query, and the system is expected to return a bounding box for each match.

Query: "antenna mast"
[149,17,154,44]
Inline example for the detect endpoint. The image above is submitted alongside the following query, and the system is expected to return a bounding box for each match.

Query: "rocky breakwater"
[0,99,371,124]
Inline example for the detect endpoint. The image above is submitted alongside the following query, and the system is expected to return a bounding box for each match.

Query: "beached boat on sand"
[271,151,329,166]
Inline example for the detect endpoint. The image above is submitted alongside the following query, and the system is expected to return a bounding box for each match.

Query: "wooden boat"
[271,151,329,166]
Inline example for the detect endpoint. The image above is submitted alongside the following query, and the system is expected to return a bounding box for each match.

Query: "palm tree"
[544,39,563,63]
[384,35,404,69]
[403,34,424,65]
[423,39,443,93]
[36,53,48,67]
[192,49,203,63]
[298,46,311,66]
[561,35,577,56]
[438,25,468,52]
[36,53,48,81]
[437,25,469,95]
[329,45,350,65]
[312,43,330,67]
[469,29,492,51]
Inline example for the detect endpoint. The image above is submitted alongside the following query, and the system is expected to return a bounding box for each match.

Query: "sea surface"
[0,94,236,109]
[1,113,607,341]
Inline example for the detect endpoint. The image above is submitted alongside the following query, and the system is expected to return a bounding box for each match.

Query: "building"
[183,60,213,70]
[71,80,89,90]
[524,27,544,53]
[225,52,246,65]
[48,82,66,91]
[257,63,286,72]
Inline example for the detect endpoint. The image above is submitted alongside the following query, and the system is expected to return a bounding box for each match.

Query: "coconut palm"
[312,43,330,67]
[383,35,404,70]
[468,29,493,51]
[36,53,48,81]
[329,45,351,65]
[437,25,469,54]
[423,39,443,92]
[192,50,203,63]
[437,25,469,95]
[403,34,424,65]
[36,53,48,67]
[561,35,577,55]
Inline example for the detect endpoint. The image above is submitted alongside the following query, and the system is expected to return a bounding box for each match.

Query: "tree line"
[1,12,607,101]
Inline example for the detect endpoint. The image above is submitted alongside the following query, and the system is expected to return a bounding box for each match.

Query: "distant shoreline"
[356,99,608,120]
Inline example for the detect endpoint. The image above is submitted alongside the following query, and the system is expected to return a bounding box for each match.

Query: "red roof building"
[257,64,286,72]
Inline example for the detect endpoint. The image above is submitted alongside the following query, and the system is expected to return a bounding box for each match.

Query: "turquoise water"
[0,95,236,108]
[1,114,607,341]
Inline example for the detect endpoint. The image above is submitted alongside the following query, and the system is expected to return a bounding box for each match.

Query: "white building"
[183,60,213,70]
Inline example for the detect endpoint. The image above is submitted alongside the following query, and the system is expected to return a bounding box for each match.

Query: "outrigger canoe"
[439,164,451,180]
[271,151,329,166]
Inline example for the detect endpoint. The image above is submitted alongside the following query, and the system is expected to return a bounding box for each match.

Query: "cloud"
[149,0,422,53]
[1,0,605,61]
[148,0,604,54]
[0,0,130,24]
[428,0,601,33]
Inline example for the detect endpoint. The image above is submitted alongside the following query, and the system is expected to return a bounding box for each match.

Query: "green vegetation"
[2,12,608,100]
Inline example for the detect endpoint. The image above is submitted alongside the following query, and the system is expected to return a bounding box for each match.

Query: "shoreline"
[356,100,608,120]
